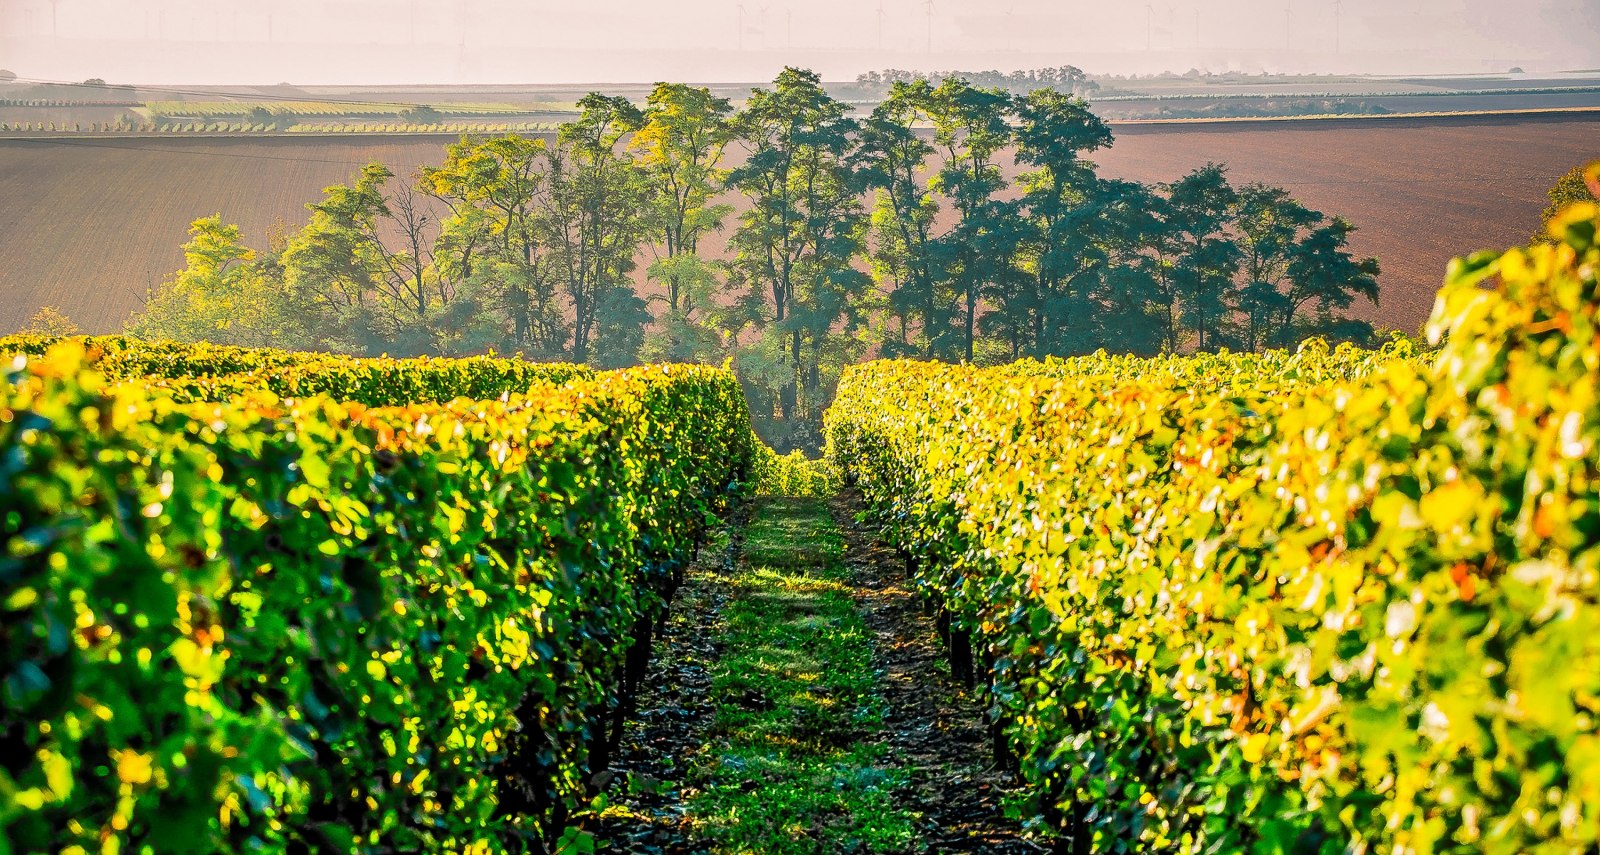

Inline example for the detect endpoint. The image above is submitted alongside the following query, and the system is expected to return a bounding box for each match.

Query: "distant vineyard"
[0,98,142,108]
[286,120,558,134]
[142,100,561,118]
[828,200,1600,850]
[0,337,761,852]
[0,99,570,135]
[0,120,559,134]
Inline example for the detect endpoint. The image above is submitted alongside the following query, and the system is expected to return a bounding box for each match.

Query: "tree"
[925,78,1014,361]
[1278,214,1380,345]
[281,163,456,354]
[1230,184,1381,350]
[629,83,735,362]
[17,306,79,336]
[1092,180,1173,356]
[129,216,303,347]
[727,67,869,444]
[855,79,949,358]
[401,105,444,125]
[1162,165,1241,351]
[423,134,565,356]
[105,71,1395,384]
[538,94,653,365]
[1232,184,1318,352]
[1007,89,1118,357]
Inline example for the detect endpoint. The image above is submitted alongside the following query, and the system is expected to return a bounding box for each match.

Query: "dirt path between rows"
[829,493,1044,854]
[592,515,741,854]
[595,495,1041,854]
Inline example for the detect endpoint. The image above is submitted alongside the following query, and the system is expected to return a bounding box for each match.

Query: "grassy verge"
[686,497,914,854]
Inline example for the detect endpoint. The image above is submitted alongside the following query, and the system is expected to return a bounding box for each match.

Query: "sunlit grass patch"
[687,497,913,854]
[692,745,914,855]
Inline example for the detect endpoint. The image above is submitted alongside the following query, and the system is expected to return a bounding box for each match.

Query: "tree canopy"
[127,67,1385,451]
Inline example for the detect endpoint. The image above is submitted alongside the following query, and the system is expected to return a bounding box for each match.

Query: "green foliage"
[422,134,565,357]
[853,85,1379,366]
[926,78,1016,363]
[0,339,757,853]
[15,306,79,336]
[750,446,836,498]
[130,216,302,348]
[1004,90,1142,358]
[0,336,594,405]
[1537,161,1600,243]
[547,96,654,365]
[826,200,1600,851]
[727,68,870,447]
[1162,163,1243,351]
[280,162,470,354]
[630,83,734,364]
[855,66,1097,97]
[1151,97,1389,119]
[114,68,1383,457]
[686,499,913,853]
[854,81,943,359]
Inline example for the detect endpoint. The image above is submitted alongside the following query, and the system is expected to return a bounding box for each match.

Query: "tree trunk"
[966,278,977,363]
[785,328,802,421]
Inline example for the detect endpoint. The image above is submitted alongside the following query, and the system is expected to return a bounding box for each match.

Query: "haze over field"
[0,113,1589,336]
[1,0,1598,83]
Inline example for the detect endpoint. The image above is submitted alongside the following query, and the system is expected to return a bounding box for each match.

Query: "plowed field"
[0,112,1593,334]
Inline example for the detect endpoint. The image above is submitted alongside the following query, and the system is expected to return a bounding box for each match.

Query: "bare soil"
[593,517,741,854]
[0,112,1592,335]
[828,493,1044,854]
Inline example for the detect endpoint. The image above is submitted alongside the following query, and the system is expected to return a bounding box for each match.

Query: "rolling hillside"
[0,112,1593,334]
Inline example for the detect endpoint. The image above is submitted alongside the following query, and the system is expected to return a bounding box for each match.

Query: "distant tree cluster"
[399,104,444,124]
[18,306,79,336]
[129,68,1381,451]
[1152,98,1389,119]
[856,66,1098,96]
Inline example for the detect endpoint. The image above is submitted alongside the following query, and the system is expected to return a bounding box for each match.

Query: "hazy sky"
[0,0,1597,83]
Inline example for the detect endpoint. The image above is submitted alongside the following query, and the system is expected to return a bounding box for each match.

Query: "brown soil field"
[0,106,140,127]
[0,112,1594,335]
[1089,91,1600,120]
[1092,113,1598,333]
[0,135,458,332]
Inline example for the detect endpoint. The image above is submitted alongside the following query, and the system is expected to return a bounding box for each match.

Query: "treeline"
[1151,97,1390,119]
[853,65,1099,95]
[130,67,1380,450]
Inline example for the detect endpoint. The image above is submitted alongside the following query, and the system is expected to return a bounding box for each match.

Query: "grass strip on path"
[685,497,915,854]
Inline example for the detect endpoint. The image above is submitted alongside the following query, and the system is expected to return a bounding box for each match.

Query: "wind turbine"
[924,0,934,56]
[1333,0,1342,54]
[1145,4,1154,51]
[738,3,745,51]
[876,0,884,51]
